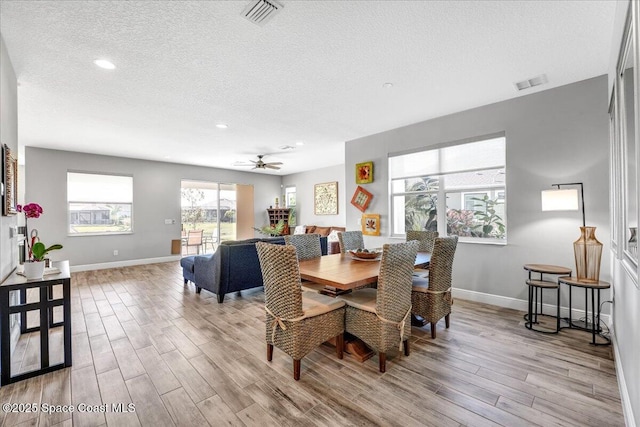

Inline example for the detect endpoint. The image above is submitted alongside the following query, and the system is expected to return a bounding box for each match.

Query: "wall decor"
[350,185,373,212]
[2,144,18,216]
[314,181,338,215]
[355,161,373,184]
[362,213,380,236]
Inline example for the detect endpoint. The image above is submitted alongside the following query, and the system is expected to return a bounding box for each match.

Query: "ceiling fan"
[234,154,283,170]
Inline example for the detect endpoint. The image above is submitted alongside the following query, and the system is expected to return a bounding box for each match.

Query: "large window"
[390,136,506,243]
[68,172,133,235]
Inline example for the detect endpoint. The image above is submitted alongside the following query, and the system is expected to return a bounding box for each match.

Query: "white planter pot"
[24,260,45,280]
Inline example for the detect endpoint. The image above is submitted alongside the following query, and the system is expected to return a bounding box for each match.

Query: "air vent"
[514,74,548,91]
[279,145,296,150]
[242,0,283,26]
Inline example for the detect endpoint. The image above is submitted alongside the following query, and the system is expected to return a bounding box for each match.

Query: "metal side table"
[557,276,611,346]
[523,264,571,334]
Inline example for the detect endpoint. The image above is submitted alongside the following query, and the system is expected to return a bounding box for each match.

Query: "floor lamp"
[541,182,602,283]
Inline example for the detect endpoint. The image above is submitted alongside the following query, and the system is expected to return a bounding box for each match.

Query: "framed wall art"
[314,181,338,215]
[355,161,373,184]
[362,213,380,236]
[2,144,18,216]
[350,185,373,212]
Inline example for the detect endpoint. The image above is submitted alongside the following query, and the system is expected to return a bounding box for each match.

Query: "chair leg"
[267,343,273,361]
[403,339,410,356]
[445,314,450,328]
[293,359,301,381]
[431,322,437,339]
[379,353,386,373]
[336,333,344,359]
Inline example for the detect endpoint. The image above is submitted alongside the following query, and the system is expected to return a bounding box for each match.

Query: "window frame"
[389,136,506,244]
[67,172,134,236]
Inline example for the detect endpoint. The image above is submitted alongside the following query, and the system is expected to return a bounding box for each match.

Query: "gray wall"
[345,76,610,305]
[0,35,18,280]
[281,164,346,227]
[25,147,282,267]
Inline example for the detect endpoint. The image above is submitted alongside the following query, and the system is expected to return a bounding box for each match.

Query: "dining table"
[298,251,431,296]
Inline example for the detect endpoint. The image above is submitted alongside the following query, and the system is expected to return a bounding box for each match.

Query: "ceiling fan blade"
[265,164,281,170]
[266,162,283,166]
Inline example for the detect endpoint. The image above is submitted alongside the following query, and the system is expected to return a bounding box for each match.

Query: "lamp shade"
[541,189,579,211]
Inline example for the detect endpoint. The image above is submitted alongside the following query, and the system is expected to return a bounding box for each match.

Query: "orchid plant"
[18,202,63,262]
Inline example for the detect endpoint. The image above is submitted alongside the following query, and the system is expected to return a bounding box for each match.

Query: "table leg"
[63,280,72,367]
[1,290,11,386]
[591,288,596,345]
[568,286,572,326]
[556,285,560,332]
[40,286,50,369]
[20,288,27,333]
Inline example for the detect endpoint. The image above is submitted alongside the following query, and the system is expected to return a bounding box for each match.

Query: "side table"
[0,260,72,385]
[557,276,611,346]
[523,264,571,334]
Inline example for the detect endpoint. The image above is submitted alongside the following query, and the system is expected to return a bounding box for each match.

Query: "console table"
[558,276,611,346]
[0,260,72,385]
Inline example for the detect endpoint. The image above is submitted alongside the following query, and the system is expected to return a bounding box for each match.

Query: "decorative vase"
[629,227,638,256]
[573,226,603,283]
[23,260,45,280]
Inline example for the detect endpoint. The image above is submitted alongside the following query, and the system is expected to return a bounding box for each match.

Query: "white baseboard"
[452,287,610,325]
[70,255,181,272]
[610,322,637,427]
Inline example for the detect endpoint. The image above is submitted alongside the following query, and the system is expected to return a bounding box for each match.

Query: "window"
[390,136,506,243]
[67,172,133,235]
[285,186,296,226]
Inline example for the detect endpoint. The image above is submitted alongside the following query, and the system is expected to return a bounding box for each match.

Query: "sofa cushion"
[305,226,317,234]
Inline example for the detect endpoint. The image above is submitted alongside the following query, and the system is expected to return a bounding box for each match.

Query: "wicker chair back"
[284,234,322,260]
[406,230,439,253]
[429,237,459,292]
[256,242,304,320]
[376,241,419,322]
[337,231,365,253]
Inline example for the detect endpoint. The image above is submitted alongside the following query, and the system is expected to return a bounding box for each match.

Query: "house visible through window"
[68,172,133,235]
[389,135,506,242]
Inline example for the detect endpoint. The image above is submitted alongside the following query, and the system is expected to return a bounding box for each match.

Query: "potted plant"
[18,203,63,279]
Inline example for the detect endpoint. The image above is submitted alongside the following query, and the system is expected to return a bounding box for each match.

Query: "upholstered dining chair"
[256,242,345,380]
[339,241,419,373]
[411,236,458,339]
[337,230,365,253]
[406,230,439,270]
[284,234,325,293]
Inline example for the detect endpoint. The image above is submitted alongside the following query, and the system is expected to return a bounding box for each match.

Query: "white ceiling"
[0,0,617,175]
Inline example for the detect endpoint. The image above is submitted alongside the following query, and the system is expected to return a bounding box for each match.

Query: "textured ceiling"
[0,1,617,174]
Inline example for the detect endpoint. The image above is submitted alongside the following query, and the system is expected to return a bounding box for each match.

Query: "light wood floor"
[0,262,624,426]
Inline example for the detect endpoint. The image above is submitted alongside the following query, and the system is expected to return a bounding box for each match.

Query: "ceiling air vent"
[242,0,283,26]
[514,74,548,91]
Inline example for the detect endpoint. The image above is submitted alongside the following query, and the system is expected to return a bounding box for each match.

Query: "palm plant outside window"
[390,136,506,243]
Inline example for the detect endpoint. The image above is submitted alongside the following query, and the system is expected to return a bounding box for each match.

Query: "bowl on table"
[349,249,381,260]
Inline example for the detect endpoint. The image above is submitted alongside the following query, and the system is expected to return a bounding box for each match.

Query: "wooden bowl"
[349,250,380,259]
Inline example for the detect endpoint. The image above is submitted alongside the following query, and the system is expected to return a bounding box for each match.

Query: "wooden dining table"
[298,251,431,296]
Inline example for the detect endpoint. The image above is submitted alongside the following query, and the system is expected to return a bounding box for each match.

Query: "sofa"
[180,236,328,303]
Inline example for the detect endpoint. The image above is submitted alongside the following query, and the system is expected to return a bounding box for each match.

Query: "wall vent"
[242,0,283,26]
[514,74,548,91]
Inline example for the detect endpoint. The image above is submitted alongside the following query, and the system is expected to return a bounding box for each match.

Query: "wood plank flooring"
[0,262,624,426]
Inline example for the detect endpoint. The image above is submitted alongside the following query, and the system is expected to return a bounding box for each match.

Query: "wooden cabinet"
[267,208,290,235]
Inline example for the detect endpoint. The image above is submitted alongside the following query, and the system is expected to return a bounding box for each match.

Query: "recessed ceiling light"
[296,141,304,146]
[164,155,171,159]
[216,123,228,129]
[94,59,116,70]
[382,82,393,88]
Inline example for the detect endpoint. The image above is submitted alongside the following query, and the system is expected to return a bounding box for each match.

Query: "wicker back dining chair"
[339,241,419,373]
[337,231,365,253]
[406,230,439,253]
[411,236,458,339]
[283,234,325,293]
[284,234,322,260]
[256,242,345,380]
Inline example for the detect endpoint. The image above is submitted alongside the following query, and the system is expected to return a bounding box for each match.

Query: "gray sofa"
[180,236,328,303]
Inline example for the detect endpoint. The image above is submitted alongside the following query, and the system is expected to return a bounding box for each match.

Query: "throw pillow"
[327,229,340,242]
[314,226,331,236]
[294,225,306,235]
